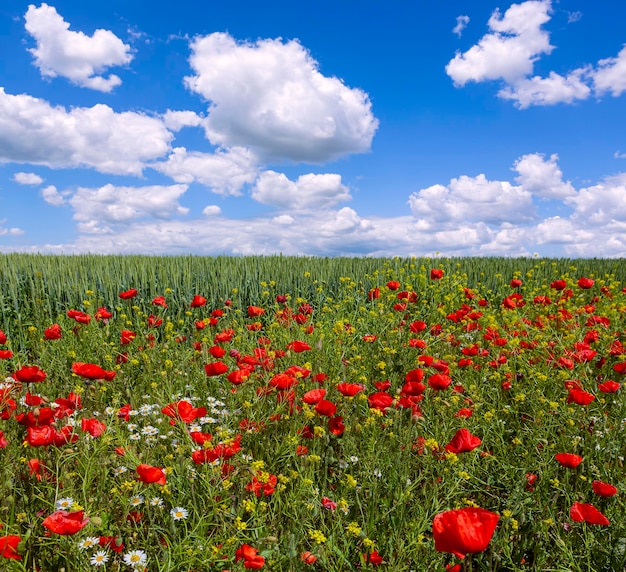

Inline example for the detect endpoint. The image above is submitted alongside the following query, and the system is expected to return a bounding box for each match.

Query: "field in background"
[0,254,624,571]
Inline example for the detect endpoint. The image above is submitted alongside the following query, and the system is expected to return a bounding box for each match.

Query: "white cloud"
[41,184,65,205]
[251,170,351,209]
[24,3,132,92]
[453,15,470,37]
[513,153,576,198]
[566,174,626,226]
[446,1,553,85]
[13,171,43,185]
[499,70,591,108]
[0,88,172,175]
[0,221,24,236]
[184,32,378,162]
[152,146,257,195]
[68,184,189,233]
[534,216,594,245]
[202,205,221,216]
[162,110,204,132]
[592,46,626,97]
[447,1,626,107]
[408,173,534,224]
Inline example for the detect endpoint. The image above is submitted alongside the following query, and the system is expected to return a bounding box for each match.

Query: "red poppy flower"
[0,431,7,448]
[42,510,89,535]
[367,287,380,300]
[287,340,311,352]
[566,388,595,405]
[247,306,266,317]
[386,281,400,290]
[119,288,138,299]
[151,296,168,308]
[570,502,610,525]
[13,365,47,384]
[555,453,583,468]
[592,480,618,497]
[0,350,13,359]
[577,277,595,289]
[433,507,499,559]
[0,535,22,560]
[227,369,251,385]
[190,431,213,445]
[428,373,452,391]
[99,536,124,553]
[0,331,5,345]
[550,280,567,290]
[336,383,365,397]
[368,391,394,411]
[120,329,136,345]
[72,362,116,381]
[235,544,265,569]
[136,464,167,485]
[161,400,207,423]
[430,269,444,280]
[204,361,229,376]
[246,473,277,497]
[302,389,326,404]
[26,426,55,447]
[315,399,337,417]
[94,307,112,321]
[67,309,91,324]
[269,373,298,390]
[301,551,317,564]
[190,295,206,307]
[44,324,62,340]
[445,428,482,453]
[598,380,620,393]
[209,345,227,358]
[81,418,107,437]
[328,415,345,436]
[365,550,383,565]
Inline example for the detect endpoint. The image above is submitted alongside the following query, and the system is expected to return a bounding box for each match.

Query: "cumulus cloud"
[13,172,43,185]
[184,32,378,162]
[0,88,171,175]
[408,173,534,225]
[68,184,189,233]
[41,184,65,206]
[446,0,553,85]
[592,46,626,97]
[202,205,221,216]
[513,153,576,198]
[24,3,132,92]
[162,110,205,132]
[152,146,257,195]
[0,221,24,237]
[566,174,626,226]
[499,70,591,108]
[453,15,470,37]
[251,171,351,209]
[447,1,626,107]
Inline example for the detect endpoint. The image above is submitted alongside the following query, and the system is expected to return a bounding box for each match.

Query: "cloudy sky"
[1,0,626,257]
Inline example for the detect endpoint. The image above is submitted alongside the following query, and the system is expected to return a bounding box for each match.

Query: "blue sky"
[1,0,626,256]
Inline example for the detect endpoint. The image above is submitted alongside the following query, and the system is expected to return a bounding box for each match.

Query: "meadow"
[0,254,625,571]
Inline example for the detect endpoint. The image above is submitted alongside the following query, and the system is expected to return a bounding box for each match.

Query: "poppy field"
[0,254,625,571]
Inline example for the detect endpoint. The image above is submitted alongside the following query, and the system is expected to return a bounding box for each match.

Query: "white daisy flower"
[55,497,74,510]
[123,549,147,568]
[170,506,189,520]
[129,495,144,507]
[78,536,100,550]
[90,551,110,566]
